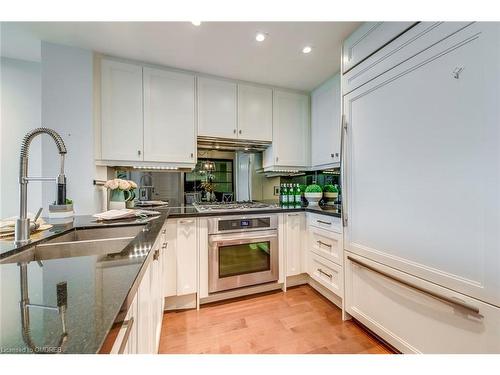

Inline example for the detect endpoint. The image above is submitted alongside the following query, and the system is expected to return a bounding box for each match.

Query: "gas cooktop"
[193,201,278,213]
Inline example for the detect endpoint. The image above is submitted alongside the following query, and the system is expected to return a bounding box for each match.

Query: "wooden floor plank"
[159,285,394,354]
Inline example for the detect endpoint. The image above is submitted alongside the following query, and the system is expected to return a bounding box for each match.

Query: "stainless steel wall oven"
[208,215,279,293]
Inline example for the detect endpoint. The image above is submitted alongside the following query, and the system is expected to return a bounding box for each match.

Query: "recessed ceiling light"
[302,46,312,54]
[191,21,201,26]
[255,32,267,42]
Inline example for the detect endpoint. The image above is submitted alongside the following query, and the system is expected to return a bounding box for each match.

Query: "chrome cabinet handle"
[317,268,332,279]
[118,317,134,354]
[153,249,160,261]
[239,130,242,134]
[190,153,194,158]
[317,220,331,225]
[276,156,279,162]
[317,240,332,248]
[137,150,141,156]
[347,256,480,315]
[179,219,194,224]
[233,129,237,134]
[162,229,166,234]
[162,242,167,249]
[330,153,334,158]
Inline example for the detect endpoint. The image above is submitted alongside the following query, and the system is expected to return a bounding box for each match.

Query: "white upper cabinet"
[237,84,273,142]
[311,74,341,169]
[143,67,196,164]
[100,59,143,161]
[342,22,416,72]
[197,77,237,139]
[263,90,309,169]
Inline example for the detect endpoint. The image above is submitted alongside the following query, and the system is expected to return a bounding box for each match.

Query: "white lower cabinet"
[163,218,198,307]
[112,222,167,354]
[309,226,342,266]
[110,294,138,354]
[308,252,343,297]
[137,262,153,354]
[284,213,306,277]
[345,253,500,353]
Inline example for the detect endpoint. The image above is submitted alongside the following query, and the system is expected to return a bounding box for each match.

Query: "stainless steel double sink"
[1,225,145,264]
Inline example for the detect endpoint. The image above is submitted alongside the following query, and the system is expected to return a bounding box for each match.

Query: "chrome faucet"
[15,128,67,245]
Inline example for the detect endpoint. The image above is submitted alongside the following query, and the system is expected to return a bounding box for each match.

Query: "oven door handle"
[209,230,278,246]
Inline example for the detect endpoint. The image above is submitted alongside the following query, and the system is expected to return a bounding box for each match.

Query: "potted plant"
[323,184,339,206]
[304,184,323,206]
[104,178,137,210]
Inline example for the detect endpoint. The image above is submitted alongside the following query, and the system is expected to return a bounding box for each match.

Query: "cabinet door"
[197,77,237,138]
[345,253,500,353]
[344,23,500,306]
[143,67,196,163]
[237,84,272,141]
[269,90,309,167]
[176,218,197,295]
[110,294,137,354]
[285,213,305,276]
[137,264,152,354]
[101,59,143,161]
[342,22,416,72]
[164,221,177,297]
[150,248,162,352]
[311,74,341,168]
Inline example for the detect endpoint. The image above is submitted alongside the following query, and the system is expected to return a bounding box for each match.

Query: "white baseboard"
[164,293,197,310]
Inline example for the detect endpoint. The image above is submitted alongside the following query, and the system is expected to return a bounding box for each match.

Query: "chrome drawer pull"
[347,256,480,315]
[317,240,332,248]
[118,317,134,354]
[317,220,331,225]
[153,249,160,261]
[317,268,332,279]
[162,242,168,249]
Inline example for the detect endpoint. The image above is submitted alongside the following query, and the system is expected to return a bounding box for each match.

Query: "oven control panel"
[218,217,270,231]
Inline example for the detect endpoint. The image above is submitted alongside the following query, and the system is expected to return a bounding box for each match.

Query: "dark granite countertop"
[0,213,166,354]
[165,203,341,219]
[0,202,339,354]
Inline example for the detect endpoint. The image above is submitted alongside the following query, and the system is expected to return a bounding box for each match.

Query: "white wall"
[0,57,42,218]
[41,42,104,215]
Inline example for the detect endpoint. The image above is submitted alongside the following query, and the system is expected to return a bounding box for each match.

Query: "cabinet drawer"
[345,253,500,353]
[307,213,341,233]
[308,252,342,297]
[309,227,342,266]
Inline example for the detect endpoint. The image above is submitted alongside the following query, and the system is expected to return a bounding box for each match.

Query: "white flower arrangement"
[104,178,137,191]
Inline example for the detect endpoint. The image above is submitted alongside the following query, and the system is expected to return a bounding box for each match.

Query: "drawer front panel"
[307,213,341,233]
[308,252,343,297]
[309,227,343,266]
[345,253,500,354]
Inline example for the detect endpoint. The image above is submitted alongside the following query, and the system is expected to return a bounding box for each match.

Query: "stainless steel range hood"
[197,136,271,152]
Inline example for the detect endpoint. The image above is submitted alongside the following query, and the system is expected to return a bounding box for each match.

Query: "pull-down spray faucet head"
[15,128,67,245]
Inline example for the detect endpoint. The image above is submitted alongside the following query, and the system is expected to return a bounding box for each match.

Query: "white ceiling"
[1,22,360,91]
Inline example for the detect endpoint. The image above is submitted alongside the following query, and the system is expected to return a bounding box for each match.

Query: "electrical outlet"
[274,186,280,196]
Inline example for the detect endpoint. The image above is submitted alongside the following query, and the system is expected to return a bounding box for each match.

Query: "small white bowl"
[304,192,323,206]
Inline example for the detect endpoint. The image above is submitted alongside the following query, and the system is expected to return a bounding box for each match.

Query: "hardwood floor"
[159,285,394,354]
